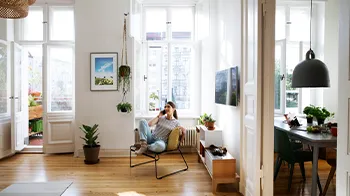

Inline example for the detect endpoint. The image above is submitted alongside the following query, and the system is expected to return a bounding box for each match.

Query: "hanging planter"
[119,65,130,77]
[117,13,131,92]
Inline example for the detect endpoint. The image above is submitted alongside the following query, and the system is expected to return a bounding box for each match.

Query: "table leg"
[312,146,319,196]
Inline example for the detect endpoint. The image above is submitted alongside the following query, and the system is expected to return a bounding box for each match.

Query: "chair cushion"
[166,127,181,151]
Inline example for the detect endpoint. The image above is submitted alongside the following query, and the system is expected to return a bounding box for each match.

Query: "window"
[274,4,322,115]
[140,7,196,113]
[17,5,75,112]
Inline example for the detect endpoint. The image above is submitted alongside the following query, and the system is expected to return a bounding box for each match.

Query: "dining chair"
[274,128,322,193]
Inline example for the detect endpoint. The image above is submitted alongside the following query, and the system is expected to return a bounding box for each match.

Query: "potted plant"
[199,113,209,125]
[313,107,334,125]
[118,65,131,92]
[117,102,132,113]
[80,124,100,164]
[303,105,316,123]
[206,116,216,130]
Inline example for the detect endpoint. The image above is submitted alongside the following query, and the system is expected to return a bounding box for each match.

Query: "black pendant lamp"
[291,0,330,88]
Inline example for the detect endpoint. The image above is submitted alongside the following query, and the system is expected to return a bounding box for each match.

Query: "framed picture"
[90,52,118,91]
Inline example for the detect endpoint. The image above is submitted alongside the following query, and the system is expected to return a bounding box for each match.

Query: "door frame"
[261,0,276,195]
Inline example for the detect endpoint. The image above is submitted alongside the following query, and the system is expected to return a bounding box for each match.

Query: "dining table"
[274,118,337,196]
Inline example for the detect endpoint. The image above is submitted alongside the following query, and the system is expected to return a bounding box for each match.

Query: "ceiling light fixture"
[0,0,36,19]
[291,0,330,88]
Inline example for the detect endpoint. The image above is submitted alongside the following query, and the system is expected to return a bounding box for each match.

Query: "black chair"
[130,128,188,179]
[274,128,322,193]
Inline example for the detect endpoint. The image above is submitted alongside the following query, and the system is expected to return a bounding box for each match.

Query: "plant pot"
[83,145,100,164]
[119,65,131,77]
[207,122,215,130]
[121,108,127,112]
[330,127,337,136]
[317,118,325,125]
[306,117,313,124]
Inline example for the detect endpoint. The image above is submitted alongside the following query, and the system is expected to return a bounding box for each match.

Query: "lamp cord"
[310,0,312,50]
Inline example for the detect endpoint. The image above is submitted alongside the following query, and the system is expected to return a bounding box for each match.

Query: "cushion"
[166,127,181,151]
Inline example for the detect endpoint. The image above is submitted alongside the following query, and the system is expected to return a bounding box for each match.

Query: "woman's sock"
[135,140,147,155]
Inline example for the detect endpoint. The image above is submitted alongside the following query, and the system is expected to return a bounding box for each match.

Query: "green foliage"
[199,113,209,125]
[303,105,316,117]
[304,105,334,120]
[80,124,99,147]
[118,65,131,92]
[95,77,113,85]
[28,95,37,107]
[116,102,132,113]
[149,92,159,100]
[201,113,216,123]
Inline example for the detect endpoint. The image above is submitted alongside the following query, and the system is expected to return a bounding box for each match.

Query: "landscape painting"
[90,53,118,91]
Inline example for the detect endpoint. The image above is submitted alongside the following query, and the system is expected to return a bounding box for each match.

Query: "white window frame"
[15,3,75,113]
[274,2,323,115]
[139,6,198,115]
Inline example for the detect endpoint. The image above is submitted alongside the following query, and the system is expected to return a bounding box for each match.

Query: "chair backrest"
[166,127,183,151]
[274,128,295,162]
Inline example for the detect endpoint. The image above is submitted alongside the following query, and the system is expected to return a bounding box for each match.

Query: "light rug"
[0,181,73,196]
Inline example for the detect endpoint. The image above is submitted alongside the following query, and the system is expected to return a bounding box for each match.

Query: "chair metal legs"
[155,148,188,179]
[130,145,188,179]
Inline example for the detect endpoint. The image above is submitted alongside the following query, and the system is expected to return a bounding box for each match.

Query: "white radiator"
[134,126,197,147]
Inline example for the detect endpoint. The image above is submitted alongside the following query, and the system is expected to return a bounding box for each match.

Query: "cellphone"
[162,110,166,115]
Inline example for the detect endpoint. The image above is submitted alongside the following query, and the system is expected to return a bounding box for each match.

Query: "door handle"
[14,97,19,99]
[9,96,13,99]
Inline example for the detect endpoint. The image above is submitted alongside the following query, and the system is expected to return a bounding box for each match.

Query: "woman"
[135,101,186,155]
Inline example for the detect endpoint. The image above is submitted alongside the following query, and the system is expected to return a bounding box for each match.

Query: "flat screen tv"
[215,67,240,106]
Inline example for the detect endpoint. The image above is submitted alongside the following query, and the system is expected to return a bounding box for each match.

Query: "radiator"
[134,126,197,147]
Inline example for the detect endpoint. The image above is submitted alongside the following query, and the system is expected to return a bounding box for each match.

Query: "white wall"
[215,0,242,174]
[323,0,339,119]
[75,0,134,156]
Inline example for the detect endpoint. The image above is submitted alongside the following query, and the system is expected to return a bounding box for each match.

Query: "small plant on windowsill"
[117,102,132,113]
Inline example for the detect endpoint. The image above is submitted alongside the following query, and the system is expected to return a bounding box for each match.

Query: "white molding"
[44,144,74,154]
[34,0,74,5]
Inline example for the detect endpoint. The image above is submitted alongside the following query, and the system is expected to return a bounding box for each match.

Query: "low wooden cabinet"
[196,125,240,193]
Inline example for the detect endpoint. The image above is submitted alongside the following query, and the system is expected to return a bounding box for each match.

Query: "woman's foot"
[135,140,147,155]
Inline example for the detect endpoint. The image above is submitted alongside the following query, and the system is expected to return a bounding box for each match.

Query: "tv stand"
[196,125,240,193]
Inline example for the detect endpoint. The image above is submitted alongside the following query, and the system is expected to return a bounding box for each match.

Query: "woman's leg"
[136,119,154,155]
[148,140,166,153]
[138,119,153,143]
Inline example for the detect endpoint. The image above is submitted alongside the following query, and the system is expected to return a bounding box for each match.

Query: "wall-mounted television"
[215,67,240,106]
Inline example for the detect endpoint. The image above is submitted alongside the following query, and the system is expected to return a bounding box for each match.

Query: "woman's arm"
[148,111,164,127]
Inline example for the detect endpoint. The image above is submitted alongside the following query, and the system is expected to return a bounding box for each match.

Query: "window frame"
[274,2,322,115]
[15,3,75,113]
[139,6,198,115]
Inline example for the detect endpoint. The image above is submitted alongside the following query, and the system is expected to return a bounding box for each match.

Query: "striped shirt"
[152,116,180,142]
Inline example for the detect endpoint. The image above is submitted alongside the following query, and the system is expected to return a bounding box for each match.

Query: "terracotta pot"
[83,145,100,164]
[207,122,215,130]
[119,65,130,77]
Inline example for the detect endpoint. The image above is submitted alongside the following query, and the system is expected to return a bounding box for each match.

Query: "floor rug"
[0,181,73,196]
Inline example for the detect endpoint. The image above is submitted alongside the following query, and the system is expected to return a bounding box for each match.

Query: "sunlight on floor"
[118,191,146,196]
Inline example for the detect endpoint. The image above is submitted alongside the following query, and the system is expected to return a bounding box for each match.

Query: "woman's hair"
[167,101,178,119]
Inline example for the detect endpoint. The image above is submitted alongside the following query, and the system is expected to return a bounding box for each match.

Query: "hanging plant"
[118,14,131,92]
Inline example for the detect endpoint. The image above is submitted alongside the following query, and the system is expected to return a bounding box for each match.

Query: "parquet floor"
[0,153,336,195]
[0,153,241,196]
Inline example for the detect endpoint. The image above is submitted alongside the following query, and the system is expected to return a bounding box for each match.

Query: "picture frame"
[90,52,118,91]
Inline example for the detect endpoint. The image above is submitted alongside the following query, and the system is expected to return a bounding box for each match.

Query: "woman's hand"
[148,111,164,127]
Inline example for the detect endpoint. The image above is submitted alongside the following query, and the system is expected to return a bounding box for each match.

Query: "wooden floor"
[0,153,336,196]
[0,153,241,196]
[274,158,336,196]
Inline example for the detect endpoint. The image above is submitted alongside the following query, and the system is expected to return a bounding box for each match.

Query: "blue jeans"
[139,119,166,152]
